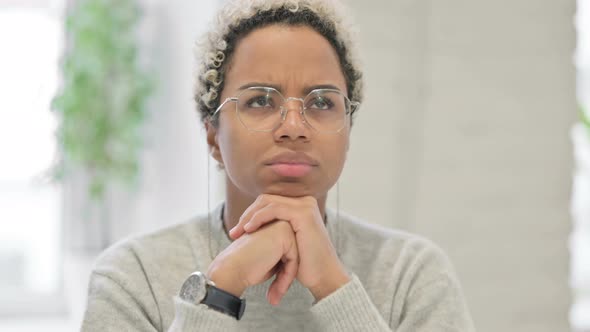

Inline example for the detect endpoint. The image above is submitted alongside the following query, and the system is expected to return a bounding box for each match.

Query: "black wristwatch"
[179,271,246,320]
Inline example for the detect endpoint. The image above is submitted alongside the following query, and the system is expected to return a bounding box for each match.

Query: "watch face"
[180,272,207,304]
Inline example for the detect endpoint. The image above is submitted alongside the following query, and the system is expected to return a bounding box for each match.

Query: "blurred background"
[0,0,588,331]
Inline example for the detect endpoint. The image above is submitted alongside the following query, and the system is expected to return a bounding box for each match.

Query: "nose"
[274,99,309,141]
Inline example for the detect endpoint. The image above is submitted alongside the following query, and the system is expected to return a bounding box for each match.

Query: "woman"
[82,0,474,331]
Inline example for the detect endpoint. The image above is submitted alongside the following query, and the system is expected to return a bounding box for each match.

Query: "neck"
[222,177,328,234]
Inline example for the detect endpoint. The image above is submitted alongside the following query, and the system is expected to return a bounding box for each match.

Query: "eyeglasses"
[211,86,360,133]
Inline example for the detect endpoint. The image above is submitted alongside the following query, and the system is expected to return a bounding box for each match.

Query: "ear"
[205,120,223,165]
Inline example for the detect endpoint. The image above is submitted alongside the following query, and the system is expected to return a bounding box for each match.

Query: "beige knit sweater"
[81,203,475,331]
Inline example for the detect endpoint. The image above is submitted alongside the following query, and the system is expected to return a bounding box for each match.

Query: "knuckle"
[274,221,293,237]
[275,220,291,230]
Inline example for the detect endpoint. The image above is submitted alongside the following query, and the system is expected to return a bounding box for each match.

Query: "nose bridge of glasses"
[282,97,305,110]
[280,97,306,119]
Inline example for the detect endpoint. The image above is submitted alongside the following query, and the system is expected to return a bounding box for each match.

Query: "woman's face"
[207,24,350,201]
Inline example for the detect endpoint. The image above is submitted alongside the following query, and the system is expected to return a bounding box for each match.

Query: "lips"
[269,163,313,177]
[264,152,318,178]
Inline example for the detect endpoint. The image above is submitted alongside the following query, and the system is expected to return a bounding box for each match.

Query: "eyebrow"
[237,82,342,95]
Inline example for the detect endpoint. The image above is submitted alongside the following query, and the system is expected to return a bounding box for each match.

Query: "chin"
[262,181,319,198]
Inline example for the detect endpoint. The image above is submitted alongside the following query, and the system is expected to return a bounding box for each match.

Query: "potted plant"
[51,0,152,249]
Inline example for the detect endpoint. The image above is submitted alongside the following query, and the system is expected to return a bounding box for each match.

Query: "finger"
[278,250,299,295]
[267,270,293,305]
[267,261,295,305]
[267,241,299,305]
[242,203,287,234]
[277,232,300,294]
[245,198,321,234]
[229,196,270,239]
[267,266,286,306]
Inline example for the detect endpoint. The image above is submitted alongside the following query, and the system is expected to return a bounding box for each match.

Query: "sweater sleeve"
[395,273,474,331]
[309,239,474,331]
[81,242,239,332]
[167,297,238,331]
[309,273,392,331]
[393,239,475,331]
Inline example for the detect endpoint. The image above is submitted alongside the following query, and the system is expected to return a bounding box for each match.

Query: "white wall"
[99,0,224,243]
[336,1,576,331]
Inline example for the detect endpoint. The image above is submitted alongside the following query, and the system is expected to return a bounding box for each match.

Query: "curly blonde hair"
[194,0,364,126]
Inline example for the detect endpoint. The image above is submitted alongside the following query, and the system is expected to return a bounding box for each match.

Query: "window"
[572,0,590,330]
[0,2,65,315]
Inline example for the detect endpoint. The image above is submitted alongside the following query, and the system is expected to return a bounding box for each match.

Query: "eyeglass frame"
[210,86,361,133]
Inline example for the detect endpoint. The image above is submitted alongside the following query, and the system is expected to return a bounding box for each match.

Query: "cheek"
[217,123,265,175]
[338,137,350,166]
[323,135,349,169]
[218,128,244,167]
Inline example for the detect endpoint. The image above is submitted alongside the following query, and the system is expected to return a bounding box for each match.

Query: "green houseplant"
[52,0,152,202]
[582,106,590,136]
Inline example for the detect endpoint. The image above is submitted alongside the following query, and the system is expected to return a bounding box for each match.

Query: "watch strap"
[202,284,246,320]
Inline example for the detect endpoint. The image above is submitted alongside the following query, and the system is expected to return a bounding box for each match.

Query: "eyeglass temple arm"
[210,97,238,120]
[350,101,361,114]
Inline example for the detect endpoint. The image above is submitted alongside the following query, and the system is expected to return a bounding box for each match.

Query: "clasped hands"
[206,194,350,306]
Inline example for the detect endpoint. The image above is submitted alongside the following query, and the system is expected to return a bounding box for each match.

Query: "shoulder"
[335,212,472,320]
[334,211,457,285]
[83,215,212,331]
[91,215,209,286]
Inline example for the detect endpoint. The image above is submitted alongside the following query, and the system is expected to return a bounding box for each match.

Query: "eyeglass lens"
[235,87,349,132]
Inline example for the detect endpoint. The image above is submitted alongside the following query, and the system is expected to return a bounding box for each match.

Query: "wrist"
[207,266,247,298]
[309,266,350,301]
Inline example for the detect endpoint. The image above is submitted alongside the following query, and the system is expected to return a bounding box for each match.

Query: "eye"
[308,95,334,110]
[246,95,274,108]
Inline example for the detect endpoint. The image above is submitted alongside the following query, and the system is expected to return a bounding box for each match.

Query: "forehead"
[223,24,346,95]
